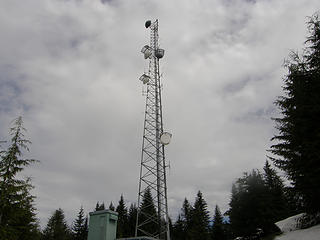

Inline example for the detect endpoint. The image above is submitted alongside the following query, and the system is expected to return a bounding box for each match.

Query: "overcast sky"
[1,0,319,228]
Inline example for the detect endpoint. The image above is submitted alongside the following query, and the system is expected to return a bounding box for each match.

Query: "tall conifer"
[172,198,193,239]
[211,205,228,240]
[263,161,289,221]
[190,191,210,240]
[0,117,39,240]
[137,188,158,236]
[116,195,128,238]
[229,170,274,236]
[109,202,115,211]
[42,208,71,240]
[172,214,185,240]
[270,14,320,213]
[127,203,137,237]
[72,206,87,240]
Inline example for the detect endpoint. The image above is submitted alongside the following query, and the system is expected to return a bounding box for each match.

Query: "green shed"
[87,209,118,240]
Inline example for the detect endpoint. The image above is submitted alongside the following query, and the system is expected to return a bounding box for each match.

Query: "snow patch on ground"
[274,224,320,240]
[274,213,320,240]
[275,213,305,233]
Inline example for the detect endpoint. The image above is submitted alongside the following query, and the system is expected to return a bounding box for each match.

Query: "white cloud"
[0,0,319,227]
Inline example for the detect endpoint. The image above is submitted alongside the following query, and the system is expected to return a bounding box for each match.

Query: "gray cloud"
[0,0,319,228]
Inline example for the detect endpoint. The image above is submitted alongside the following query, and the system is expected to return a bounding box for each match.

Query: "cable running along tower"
[136,20,171,240]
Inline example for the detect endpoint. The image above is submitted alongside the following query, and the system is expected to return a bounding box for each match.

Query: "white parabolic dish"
[160,132,172,145]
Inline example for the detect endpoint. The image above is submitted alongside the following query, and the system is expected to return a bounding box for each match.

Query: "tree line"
[37,161,299,240]
[1,13,320,240]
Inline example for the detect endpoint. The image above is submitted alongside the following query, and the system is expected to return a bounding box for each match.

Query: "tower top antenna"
[145,20,152,28]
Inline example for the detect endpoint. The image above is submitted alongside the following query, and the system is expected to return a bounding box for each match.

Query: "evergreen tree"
[95,202,99,211]
[181,198,193,227]
[211,205,227,240]
[263,161,289,221]
[0,117,40,240]
[42,208,71,240]
[137,188,158,237]
[270,14,320,213]
[182,198,193,239]
[172,214,185,240]
[189,191,210,240]
[116,195,128,238]
[109,202,115,211]
[83,216,88,240]
[168,217,173,239]
[284,186,304,215]
[95,202,105,211]
[72,206,87,240]
[100,202,105,210]
[127,203,137,237]
[228,170,279,237]
[171,198,194,240]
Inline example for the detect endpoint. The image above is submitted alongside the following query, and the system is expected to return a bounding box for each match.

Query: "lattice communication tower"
[135,20,171,240]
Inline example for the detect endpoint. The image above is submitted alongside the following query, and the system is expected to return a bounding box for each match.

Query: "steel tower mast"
[135,19,171,240]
